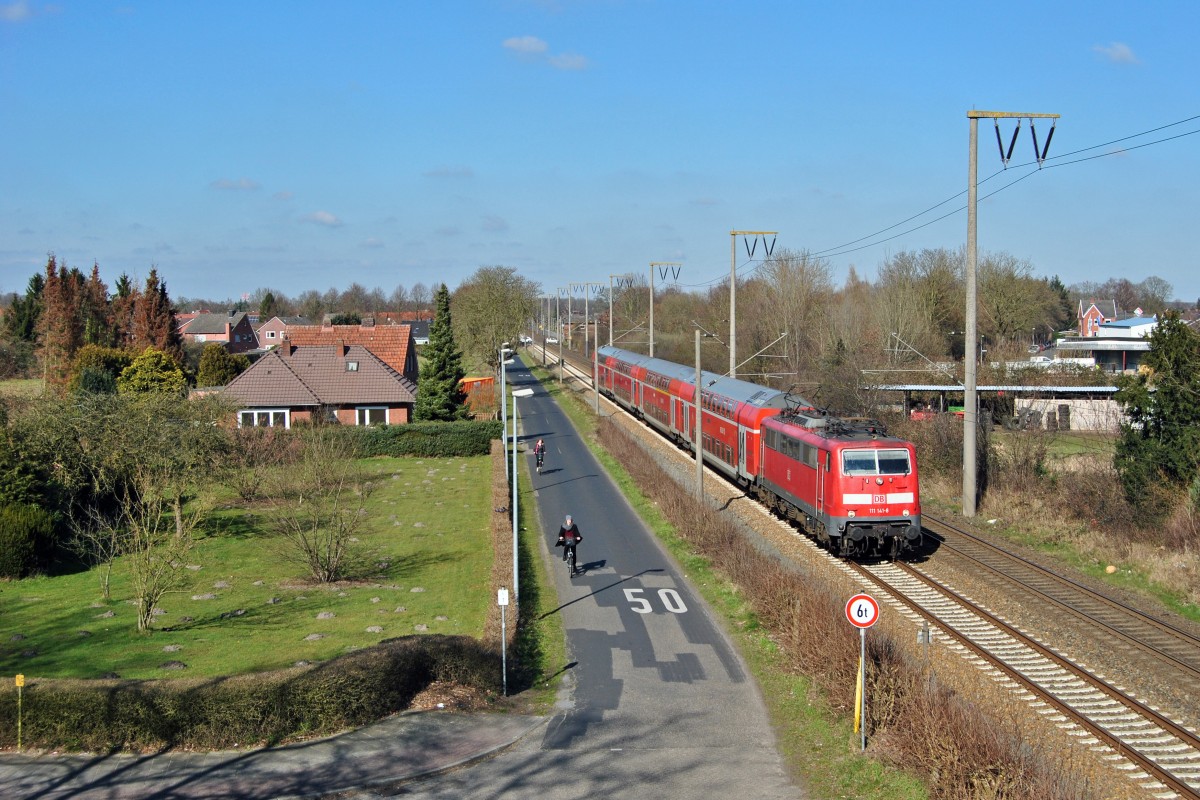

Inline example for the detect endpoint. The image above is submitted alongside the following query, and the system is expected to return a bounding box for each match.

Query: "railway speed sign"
[845,594,879,629]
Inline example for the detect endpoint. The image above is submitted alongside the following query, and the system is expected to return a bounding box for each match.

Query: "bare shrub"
[228,426,303,501]
[264,427,374,583]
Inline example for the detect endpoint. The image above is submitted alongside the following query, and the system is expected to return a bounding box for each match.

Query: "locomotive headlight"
[875,477,884,485]
[847,510,856,517]
[903,509,910,516]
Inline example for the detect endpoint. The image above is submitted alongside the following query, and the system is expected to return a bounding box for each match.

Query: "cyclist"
[556,514,582,576]
[534,438,546,473]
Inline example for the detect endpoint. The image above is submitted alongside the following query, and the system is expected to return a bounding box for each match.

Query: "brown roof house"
[283,320,418,383]
[180,311,259,353]
[221,344,417,428]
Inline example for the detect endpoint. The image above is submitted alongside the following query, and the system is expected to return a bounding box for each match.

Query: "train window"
[802,443,817,468]
[842,448,911,476]
[877,449,911,475]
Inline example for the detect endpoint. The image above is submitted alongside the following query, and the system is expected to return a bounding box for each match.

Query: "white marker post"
[845,593,880,752]
[498,588,510,697]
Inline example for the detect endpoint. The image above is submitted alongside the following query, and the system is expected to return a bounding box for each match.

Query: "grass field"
[0,456,494,680]
[0,378,43,398]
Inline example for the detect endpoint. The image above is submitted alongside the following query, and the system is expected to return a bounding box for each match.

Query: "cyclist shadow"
[573,559,606,575]
[537,468,563,476]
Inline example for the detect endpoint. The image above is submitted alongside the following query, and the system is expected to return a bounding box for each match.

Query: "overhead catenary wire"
[660,115,1200,291]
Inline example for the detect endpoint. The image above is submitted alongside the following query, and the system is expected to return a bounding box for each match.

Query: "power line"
[667,114,1199,290]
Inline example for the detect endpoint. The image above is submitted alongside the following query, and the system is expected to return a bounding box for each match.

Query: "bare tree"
[409,282,431,309]
[266,428,373,583]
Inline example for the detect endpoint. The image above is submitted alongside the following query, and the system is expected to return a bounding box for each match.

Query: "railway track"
[527,341,1200,797]
[922,516,1200,691]
[838,558,1200,799]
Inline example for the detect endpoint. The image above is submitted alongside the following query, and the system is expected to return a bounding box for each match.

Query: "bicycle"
[535,451,544,474]
[565,545,576,577]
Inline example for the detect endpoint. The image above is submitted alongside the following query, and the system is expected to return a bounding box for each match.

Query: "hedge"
[335,419,503,458]
[0,635,500,752]
[0,503,56,578]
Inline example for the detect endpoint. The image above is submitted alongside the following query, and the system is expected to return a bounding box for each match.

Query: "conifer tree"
[414,284,468,421]
[130,269,183,363]
[36,256,85,391]
[110,274,138,348]
[1113,310,1200,517]
[3,273,44,342]
[81,263,114,347]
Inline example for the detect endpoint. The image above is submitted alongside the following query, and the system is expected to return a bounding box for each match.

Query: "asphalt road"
[378,355,800,798]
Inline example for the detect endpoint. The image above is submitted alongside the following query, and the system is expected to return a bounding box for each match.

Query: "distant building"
[179,311,258,353]
[1057,314,1158,373]
[255,315,312,348]
[410,320,431,345]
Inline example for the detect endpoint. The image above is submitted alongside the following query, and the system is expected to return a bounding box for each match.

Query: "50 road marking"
[624,587,688,614]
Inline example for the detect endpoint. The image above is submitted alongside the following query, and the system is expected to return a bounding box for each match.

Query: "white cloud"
[0,2,32,22]
[548,52,588,71]
[210,177,260,191]
[1093,42,1139,64]
[302,210,343,227]
[424,165,474,178]
[503,35,548,55]
[482,215,508,232]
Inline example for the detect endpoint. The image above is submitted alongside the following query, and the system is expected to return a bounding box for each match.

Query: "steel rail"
[848,560,1200,799]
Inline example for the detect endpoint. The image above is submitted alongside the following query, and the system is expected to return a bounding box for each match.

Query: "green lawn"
[0,378,44,398]
[0,456,494,679]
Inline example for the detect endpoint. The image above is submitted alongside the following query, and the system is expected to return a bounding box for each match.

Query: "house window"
[356,406,387,426]
[239,409,290,429]
[266,330,276,339]
[346,361,359,372]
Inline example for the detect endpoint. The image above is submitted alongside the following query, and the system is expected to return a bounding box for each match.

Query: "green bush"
[0,502,56,578]
[0,635,500,751]
[335,420,503,458]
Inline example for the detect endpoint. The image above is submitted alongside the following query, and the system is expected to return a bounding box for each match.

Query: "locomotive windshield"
[843,448,911,476]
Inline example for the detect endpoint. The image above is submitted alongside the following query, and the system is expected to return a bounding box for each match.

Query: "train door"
[815,447,826,512]
[738,428,746,473]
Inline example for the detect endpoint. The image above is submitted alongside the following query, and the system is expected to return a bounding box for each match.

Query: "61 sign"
[845,594,879,629]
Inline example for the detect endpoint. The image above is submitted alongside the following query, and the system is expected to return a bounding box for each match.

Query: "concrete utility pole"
[609,273,634,347]
[729,232,776,378]
[963,109,1058,518]
[649,262,681,359]
[574,282,604,360]
[695,328,704,502]
[556,288,568,383]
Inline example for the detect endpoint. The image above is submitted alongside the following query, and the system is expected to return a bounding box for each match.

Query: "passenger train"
[595,345,922,558]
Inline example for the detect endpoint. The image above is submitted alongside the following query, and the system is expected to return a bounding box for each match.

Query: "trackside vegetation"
[538,366,1092,800]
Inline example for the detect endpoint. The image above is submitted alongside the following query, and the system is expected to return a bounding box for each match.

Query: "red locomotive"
[596,345,922,558]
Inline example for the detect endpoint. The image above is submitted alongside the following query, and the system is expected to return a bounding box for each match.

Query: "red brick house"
[1078,302,1109,338]
[180,311,259,353]
[255,315,312,349]
[220,344,416,428]
[283,320,418,383]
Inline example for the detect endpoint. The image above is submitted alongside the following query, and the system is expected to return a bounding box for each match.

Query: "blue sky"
[2,1,1198,305]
